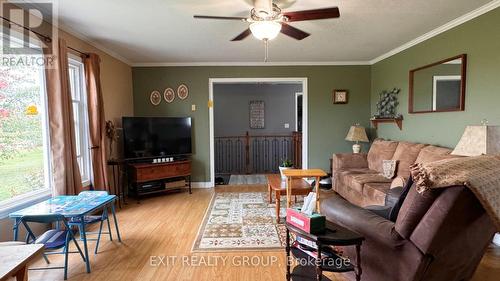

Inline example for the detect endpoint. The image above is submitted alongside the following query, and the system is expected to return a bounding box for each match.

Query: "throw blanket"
[410,155,500,230]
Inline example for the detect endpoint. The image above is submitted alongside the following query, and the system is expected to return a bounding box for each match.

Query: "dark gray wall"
[214,83,302,136]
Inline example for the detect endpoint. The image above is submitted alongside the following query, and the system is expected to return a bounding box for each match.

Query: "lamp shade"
[345,125,369,142]
[250,21,282,40]
[451,125,500,156]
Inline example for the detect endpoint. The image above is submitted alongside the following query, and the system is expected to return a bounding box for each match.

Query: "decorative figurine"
[373,88,402,119]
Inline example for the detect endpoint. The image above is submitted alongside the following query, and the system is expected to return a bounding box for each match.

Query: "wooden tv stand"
[127,160,192,199]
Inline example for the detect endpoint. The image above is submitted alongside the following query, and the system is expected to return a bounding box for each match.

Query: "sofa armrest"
[321,194,405,248]
[385,186,403,207]
[332,153,368,172]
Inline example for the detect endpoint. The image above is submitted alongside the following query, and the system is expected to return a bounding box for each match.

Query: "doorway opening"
[209,78,308,186]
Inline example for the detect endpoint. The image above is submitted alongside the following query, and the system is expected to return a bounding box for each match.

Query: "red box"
[286,208,326,234]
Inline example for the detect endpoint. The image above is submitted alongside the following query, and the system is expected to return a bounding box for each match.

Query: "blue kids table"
[9,193,122,273]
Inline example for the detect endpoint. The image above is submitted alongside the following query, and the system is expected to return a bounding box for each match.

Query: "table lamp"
[451,123,500,156]
[345,124,369,153]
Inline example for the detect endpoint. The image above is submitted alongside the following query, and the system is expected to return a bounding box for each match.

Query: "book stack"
[291,236,351,270]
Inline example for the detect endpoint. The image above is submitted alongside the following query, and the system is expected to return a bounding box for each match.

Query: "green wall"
[132,66,371,182]
[371,7,500,148]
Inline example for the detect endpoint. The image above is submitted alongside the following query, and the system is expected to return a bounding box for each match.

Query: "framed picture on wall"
[249,100,265,129]
[150,90,162,106]
[164,88,175,103]
[333,90,348,104]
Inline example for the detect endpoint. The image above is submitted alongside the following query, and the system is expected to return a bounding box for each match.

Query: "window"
[0,36,52,210]
[68,56,92,187]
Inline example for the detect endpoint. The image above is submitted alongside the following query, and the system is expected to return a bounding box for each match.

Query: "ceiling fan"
[193,0,340,42]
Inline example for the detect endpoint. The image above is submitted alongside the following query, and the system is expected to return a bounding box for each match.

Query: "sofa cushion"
[363,182,391,205]
[390,176,406,189]
[334,168,378,194]
[332,153,368,170]
[391,142,428,178]
[414,145,457,164]
[367,139,399,173]
[336,168,378,177]
[343,173,392,193]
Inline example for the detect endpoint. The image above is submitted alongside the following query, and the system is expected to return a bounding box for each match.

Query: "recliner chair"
[321,184,496,281]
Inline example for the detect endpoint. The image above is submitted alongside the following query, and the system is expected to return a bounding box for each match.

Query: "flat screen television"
[122,117,192,160]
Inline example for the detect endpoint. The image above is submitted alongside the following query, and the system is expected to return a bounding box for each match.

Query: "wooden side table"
[285,221,364,281]
[282,169,327,212]
[108,159,126,208]
[0,244,44,281]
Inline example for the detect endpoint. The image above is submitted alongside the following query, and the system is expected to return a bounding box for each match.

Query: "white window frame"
[68,55,92,187]
[0,31,53,218]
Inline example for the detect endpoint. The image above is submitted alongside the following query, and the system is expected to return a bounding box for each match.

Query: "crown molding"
[131,61,371,67]
[15,0,500,67]
[370,0,500,64]
[13,0,132,65]
[57,23,133,66]
[130,1,500,68]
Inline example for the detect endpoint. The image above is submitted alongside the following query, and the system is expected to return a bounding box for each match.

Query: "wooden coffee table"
[266,174,312,223]
[282,169,327,212]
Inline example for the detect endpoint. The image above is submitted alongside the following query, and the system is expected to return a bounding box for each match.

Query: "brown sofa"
[321,184,496,281]
[324,139,496,281]
[332,139,457,207]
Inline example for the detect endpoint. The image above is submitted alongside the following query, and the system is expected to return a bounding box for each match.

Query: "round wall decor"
[177,84,189,100]
[150,90,161,106]
[164,88,175,103]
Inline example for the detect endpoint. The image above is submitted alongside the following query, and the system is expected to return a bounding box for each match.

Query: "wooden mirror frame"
[409,54,467,114]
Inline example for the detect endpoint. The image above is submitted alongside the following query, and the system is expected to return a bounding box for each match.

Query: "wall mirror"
[409,54,467,113]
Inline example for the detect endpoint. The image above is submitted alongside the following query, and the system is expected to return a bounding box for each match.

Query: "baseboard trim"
[191,182,213,189]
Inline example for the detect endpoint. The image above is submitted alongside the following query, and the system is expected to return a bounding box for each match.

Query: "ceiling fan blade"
[193,15,247,21]
[231,29,252,41]
[283,7,340,22]
[280,23,310,40]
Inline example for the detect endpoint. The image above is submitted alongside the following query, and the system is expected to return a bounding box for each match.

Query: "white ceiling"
[41,0,496,64]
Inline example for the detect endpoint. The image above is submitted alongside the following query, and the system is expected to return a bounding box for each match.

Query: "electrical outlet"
[191,104,196,111]
[284,123,290,128]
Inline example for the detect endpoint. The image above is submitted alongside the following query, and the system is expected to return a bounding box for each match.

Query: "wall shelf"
[370,117,403,130]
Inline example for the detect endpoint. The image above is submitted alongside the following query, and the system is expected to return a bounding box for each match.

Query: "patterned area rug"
[192,192,302,252]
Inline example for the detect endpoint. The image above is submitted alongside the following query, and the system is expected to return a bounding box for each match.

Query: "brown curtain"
[84,54,109,191]
[44,38,83,195]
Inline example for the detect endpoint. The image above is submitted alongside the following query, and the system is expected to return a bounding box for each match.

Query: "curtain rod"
[67,46,90,58]
[1,16,90,57]
[0,15,51,42]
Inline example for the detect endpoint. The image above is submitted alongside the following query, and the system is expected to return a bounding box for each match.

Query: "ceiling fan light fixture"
[249,21,282,40]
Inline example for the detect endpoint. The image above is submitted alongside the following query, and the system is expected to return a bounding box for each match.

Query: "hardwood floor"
[16,185,500,281]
